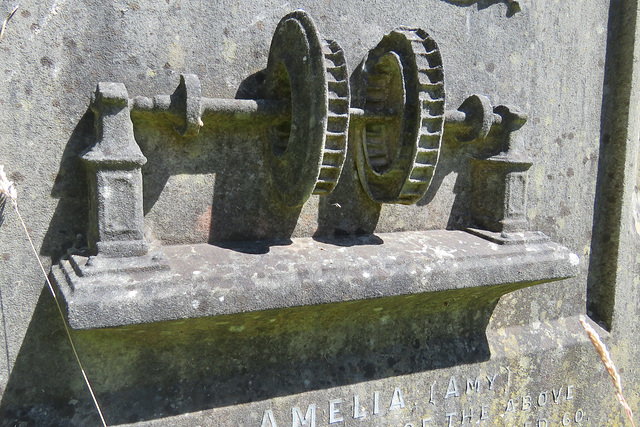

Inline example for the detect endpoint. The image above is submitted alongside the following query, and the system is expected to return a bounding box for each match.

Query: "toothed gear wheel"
[354,27,445,204]
[262,10,350,207]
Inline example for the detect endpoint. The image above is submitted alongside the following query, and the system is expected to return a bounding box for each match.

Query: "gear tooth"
[422,37,438,54]
[407,167,435,185]
[398,27,445,202]
[414,54,431,70]
[421,117,444,134]
[325,133,346,151]
[313,37,350,197]
[398,29,425,41]
[418,134,442,150]
[328,81,349,98]
[416,52,443,69]
[422,99,445,116]
[327,65,348,81]
[327,114,348,133]
[415,148,439,164]
[419,81,445,96]
[328,97,349,115]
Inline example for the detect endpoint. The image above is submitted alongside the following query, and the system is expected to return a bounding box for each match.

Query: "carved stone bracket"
[52,230,578,329]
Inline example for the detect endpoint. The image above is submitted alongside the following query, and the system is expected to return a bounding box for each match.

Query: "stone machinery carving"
[51,10,577,329]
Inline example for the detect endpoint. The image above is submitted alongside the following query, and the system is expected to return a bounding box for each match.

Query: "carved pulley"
[353,28,446,204]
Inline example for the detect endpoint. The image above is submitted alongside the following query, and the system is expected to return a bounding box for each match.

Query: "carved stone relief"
[51,10,577,329]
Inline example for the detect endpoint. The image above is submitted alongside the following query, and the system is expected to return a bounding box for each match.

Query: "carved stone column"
[81,82,148,258]
[468,105,545,243]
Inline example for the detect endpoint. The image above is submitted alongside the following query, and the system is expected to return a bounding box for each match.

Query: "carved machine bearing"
[74,9,532,268]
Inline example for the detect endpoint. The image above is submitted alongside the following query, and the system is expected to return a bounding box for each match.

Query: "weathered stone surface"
[52,230,578,329]
[0,0,637,426]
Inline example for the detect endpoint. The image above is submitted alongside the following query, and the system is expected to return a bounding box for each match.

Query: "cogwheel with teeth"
[262,10,350,207]
[314,38,350,196]
[355,27,445,205]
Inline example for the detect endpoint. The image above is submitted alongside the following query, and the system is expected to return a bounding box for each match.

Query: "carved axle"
[127,78,510,207]
[130,94,500,141]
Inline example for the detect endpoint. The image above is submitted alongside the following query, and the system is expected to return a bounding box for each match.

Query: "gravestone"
[0,1,638,426]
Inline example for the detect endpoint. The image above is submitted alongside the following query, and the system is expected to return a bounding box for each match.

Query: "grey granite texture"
[0,0,638,425]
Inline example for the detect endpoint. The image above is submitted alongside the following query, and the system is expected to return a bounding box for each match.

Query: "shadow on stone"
[440,0,521,17]
[0,195,6,228]
[418,126,505,230]
[41,110,94,261]
[212,237,293,255]
[587,0,634,331]
[0,287,104,426]
[313,232,384,247]
[0,286,496,425]
[315,72,383,237]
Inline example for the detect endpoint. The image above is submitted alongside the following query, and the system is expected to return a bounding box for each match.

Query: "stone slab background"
[0,0,637,425]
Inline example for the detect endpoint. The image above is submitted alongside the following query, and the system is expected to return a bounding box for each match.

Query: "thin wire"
[12,203,108,427]
[0,5,19,42]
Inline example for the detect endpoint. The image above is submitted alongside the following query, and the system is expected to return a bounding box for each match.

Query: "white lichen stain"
[192,270,201,275]
[532,320,541,330]
[219,296,224,302]
[280,2,293,13]
[633,190,640,236]
[31,0,68,39]
[509,51,521,66]
[250,13,266,27]
[222,38,237,62]
[191,299,200,309]
[569,253,580,266]
[168,38,186,70]
[430,246,456,259]
[544,115,553,126]
[127,290,138,298]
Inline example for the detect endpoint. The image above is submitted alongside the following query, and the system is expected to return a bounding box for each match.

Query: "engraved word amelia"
[260,370,505,427]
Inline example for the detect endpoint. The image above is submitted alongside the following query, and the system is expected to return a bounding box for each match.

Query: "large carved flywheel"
[262,10,350,207]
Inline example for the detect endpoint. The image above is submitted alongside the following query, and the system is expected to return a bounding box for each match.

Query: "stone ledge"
[51,230,579,329]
